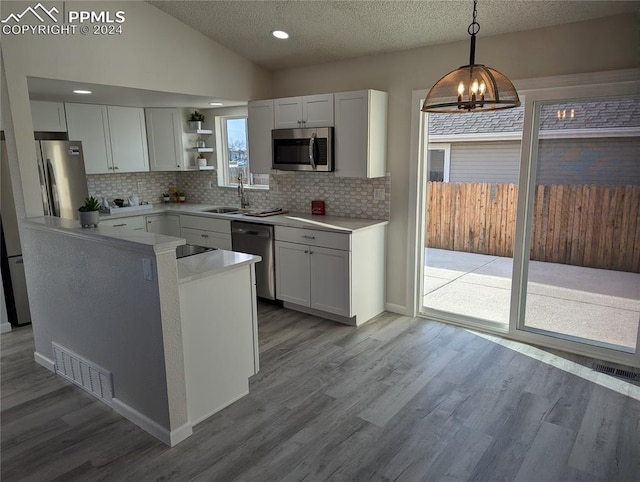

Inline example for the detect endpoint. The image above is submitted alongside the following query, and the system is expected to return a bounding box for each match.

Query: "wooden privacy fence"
[426,182,640,273]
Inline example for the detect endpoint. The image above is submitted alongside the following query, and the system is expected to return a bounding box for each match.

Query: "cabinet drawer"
[100,216,146,231]
[275,226,350,250]
[182,227,232,250]
[179,215,231,234]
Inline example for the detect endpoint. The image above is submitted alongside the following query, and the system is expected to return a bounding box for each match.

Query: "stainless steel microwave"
[272,127,333,172]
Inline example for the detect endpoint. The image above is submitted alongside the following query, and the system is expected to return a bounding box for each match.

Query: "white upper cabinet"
[247,100,274,174]
[145,108,185,171]
[274,94,334,129]
[65,103,113,174]
[334,90,388,178]
[107,106,149,173]
[30,101,67,132]
[65,103,149,174]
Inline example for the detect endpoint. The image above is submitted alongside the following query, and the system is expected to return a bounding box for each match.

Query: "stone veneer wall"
[88,170,390,220]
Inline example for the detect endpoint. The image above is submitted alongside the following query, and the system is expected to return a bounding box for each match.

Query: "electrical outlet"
[374,188,385,201]
[137,181,143,192]
[142,258,153,281]
[207,180,214,189]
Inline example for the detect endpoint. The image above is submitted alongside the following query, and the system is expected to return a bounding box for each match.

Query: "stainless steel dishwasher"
[231,221,275,300]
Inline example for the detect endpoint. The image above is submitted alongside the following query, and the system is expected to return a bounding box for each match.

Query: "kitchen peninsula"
[20,216,261,447]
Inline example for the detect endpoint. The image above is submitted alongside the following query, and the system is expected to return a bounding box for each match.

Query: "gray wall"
[446,138,640,186]
[537,137,640,185]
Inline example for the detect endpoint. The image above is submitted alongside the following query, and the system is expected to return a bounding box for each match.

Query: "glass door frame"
[408,69,640,368]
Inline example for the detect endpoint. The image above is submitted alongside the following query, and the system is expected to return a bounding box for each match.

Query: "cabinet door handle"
[201,234,209,238]
[304,250,309,254]
[302,235,315,239]
[113,223,126,227]
[309,251,314,255]
[114,166,119,170]
[177,164,180,168]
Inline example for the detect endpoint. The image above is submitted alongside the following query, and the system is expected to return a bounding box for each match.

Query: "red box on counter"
[311,200,325,215]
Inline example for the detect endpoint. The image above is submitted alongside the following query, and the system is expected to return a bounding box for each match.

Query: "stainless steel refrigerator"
[1,140,88,326]
[36,140,89,219]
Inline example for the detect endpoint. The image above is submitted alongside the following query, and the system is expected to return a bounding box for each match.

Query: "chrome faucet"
[238,174,250,209]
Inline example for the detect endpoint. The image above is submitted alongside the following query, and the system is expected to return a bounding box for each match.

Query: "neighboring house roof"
[428,98,640,135]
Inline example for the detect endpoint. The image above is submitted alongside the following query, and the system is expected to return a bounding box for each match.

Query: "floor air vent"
[592,363,639,382]
[52,343,113,402]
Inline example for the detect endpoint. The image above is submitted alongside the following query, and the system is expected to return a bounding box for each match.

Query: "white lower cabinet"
[274,224,386,325]
[310,245,350,316]
[180,215,232,250]
[274,241,312,307]
[275,240,350,317]
[146,214,181,237]
[100,215,146,231]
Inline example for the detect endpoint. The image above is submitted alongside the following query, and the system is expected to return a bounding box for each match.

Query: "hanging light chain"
[468,0,480,36]
[421,0,520,113]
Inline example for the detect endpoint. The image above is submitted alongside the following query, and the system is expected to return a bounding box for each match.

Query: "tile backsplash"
[89,170,390,220]
[87,172,177,204]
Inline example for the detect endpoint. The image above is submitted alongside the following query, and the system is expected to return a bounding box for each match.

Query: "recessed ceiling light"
[272,30,289,40]
[73,90,92,94]
[209,102,223,106]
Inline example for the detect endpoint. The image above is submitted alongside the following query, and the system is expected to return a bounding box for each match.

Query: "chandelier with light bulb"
[422,0,521,113]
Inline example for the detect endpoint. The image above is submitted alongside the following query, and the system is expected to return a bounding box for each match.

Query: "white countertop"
[101,203,388,233]
[177,249,261,283]
[22,216,184,254]
[23,216,262,282]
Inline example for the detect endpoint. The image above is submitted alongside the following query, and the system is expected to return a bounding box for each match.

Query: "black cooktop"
[175,244,215,259]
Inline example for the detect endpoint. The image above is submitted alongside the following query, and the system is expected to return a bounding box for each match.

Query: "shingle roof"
[428,98,640,135]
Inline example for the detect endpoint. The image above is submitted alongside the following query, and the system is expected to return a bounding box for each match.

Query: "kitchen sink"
[201,207,243,214]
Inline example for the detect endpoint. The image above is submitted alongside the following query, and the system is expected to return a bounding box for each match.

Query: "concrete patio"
[423,248,640,350]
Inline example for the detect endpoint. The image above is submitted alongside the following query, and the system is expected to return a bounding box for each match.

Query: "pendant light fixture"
[422,0,520,113]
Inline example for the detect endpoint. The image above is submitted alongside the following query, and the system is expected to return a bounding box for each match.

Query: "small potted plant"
[78,196,101,227]
[162,192,171,204]
[178,192,186,203]
[197,153,207,167]
[188,111,205,130]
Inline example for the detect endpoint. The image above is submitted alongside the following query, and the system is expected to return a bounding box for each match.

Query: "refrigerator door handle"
[46,159,61,217]
[37,156,53,216]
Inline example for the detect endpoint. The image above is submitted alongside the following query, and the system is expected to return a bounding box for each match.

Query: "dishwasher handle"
[231,221,273,238]
[233,227,271,237]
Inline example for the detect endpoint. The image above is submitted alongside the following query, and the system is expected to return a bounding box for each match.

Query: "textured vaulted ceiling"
[147,1,639,71]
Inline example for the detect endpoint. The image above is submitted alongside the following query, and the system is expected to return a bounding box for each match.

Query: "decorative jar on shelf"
[197,154,207,167]
[178,193,186,203]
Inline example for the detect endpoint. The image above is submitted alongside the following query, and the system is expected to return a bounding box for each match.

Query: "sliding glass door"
[422,110,523,330]
[518,96,640,353]
[417,74,640,366]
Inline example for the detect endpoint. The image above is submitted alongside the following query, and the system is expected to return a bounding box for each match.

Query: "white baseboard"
[34,351,55,372]
[385,303,409,315]
[111,398,193,447]
[0,321,12,334]
[282,302,357,326]
[190,389,249,426]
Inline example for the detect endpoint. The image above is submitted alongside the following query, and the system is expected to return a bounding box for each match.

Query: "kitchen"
[4,79,390,445]
[1,1,639,479]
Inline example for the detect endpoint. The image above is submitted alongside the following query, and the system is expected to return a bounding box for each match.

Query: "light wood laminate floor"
[2,303,639,481]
